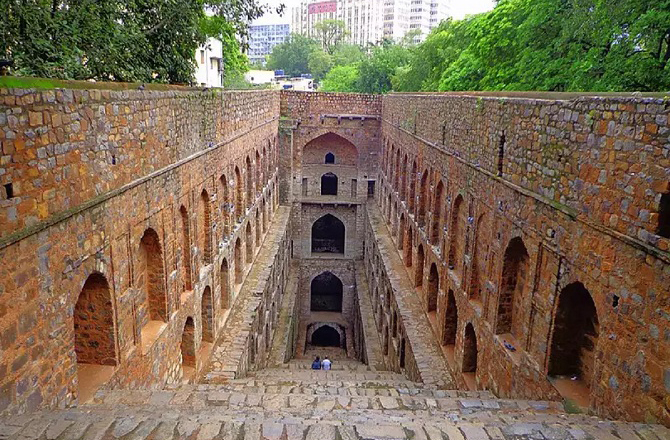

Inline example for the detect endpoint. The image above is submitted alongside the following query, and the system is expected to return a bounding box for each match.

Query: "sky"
[253,0,495,25]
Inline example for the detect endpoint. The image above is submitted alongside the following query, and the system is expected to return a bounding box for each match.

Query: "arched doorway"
[311,214,345,254]
[548,282,599,393]
[431,181,444,245]
[180,317,196,382]
[179,206,192,291]
[462,323,478,374]
[426,263,439,313]
[234,166,243,219]
[220,258,230,309]
[448,195,463,270]
[201,286,214,343]
[418,171,428,227]
[219,174,230,236]
[234,238,243,284]
[312,326,341,347]
[415,244,424,287]
[245,156,253,206]
[325,152,335,164]
[245,222,253,263]
[310,272,343,312]
[321,172,338,195]
[199,189,212,264]
[74,273,117,402]
[496,237,529,336]
[443,289,457,346]
[138,228,167,352]
[404,228,413,266]
[398,214,405,250]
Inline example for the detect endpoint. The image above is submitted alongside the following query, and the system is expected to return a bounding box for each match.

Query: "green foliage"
[266,34,319,77]
[313,20,349,54]
[395,0,670,92]
[320,65,360,92]
[355,44,411,94]
[332,44,365,66]
[0,0,275,84]
[308,50,334,81]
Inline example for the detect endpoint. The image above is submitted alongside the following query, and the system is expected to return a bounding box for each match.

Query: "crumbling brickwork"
[379,93,669,425]
[0,86,281,413]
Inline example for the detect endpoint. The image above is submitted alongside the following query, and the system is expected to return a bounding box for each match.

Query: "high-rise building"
[292,0,448,46]
[247,24,291,66]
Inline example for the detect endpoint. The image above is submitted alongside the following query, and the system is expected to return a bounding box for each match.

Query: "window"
[325,152,335,164]
[200,50,205,64]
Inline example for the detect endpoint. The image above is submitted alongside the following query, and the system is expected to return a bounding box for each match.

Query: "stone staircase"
[2,358,668,439]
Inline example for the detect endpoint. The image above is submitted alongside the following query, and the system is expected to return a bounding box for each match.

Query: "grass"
[0,76,197,91]
[562,398,583,414]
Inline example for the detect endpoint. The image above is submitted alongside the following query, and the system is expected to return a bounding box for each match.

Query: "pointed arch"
[443,289,457,346]
[199,189,212,264]
[245,222,253,263]
[201,286,214,342]
[245,156,253,207]
[469,213,486,301]
[74,273,117,366]
[234,238,243,284]
[415,244,425,287]
[180,206,192,291]
[310,271,343,312]
[303,132,358,166]
[220,258,230,309]
[418,170,429,228]
[219,174,230,236]
[431,180,444,245]
[408,160,417,212]
[311,214,345,254]
[548,282,599,388]
[404,227,413,266]
[448,194,464,271]
[400,154,408,201]
[325,152,335,164]
[398,214,406,250]
[321,172,338,195]
[427,263,439,313]
[139,228,167,323]
[496,237,529,336]
[234,166,243,220]
[462,323,478,373]
[180,317,196,369]
[255,150,262,195]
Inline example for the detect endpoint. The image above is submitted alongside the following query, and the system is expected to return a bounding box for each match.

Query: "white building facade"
[247,24,291,66]
[291,0,448,46]
[195,38,224,87]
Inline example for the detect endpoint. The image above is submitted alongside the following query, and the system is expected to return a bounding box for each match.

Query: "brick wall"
[380,93,669,425]
[0,86,281,414]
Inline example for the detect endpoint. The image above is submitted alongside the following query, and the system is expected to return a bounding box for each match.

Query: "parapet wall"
[0,86,280,414]
[383,93,670,254]
[0,88,279,242]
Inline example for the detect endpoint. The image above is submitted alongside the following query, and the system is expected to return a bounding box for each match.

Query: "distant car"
[282,84,294,89]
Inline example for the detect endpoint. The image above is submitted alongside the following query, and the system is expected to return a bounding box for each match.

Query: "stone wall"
[0,86,281,414]
[380,93,669,425]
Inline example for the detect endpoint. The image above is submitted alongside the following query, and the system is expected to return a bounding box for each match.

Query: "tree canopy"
[0,0,281,84]
[266,34,319,77]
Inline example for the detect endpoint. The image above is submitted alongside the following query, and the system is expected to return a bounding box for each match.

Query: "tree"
[266,34,319,77]
[0,0,281,84]
[320,65,360,92]
[356,43,411,93]
[332,44,365,66]
[308,50,334,81]
[313,20,349,54]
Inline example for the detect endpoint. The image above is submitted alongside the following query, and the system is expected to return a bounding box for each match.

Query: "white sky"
[253,0,495,25]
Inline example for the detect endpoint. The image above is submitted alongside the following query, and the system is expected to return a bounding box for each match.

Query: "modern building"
[291,0,448,45]
[194,38,223,87]
[247,24,291,66]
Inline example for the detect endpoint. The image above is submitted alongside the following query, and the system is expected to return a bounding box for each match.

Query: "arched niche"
[302,132,358,166]
[311,214,345,254]
[310,271,343,312]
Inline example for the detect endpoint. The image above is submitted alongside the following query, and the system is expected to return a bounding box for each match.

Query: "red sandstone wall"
[380,93,669,425]
[0,86,281,414]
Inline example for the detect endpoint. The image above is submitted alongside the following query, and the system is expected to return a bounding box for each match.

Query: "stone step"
[225,377,426,389]
[164,383,495,399]
[88,389,529,415]
[2,405,668,440]
[249,369,408,381]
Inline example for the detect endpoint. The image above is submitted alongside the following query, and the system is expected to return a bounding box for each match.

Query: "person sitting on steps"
[321,356,332,371]
[311,356,321,370]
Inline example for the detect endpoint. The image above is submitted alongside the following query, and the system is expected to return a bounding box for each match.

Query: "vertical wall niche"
[657,190,670,238]
[496,237,529,336]
[180,206,192,291]
[462,323,478,373]
[321,172,338,195]
[246,156,253,206]
[235,166,243,220]
[548,282,599,388]
[310,272,343,312]
[325,152,335,164]
[311,214,345,254]
[234,238,243,284]
[427,263,439,313]
[200,189,212,264]
[201,286,214,343]
[442,289,458,346]
[220,258,230,308]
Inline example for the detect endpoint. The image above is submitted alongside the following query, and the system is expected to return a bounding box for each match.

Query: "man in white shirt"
[321,356,332,370]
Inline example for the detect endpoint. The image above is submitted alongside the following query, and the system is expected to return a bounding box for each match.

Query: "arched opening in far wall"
[311,214,345,254]
[321,172,338,195]
[180,317,196,383]
[310,271,343,312]
[462,322,478,391]
[427,263,439,314]
[496,236,529,337]
[548,282,599,406]
[74,273,117,403]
